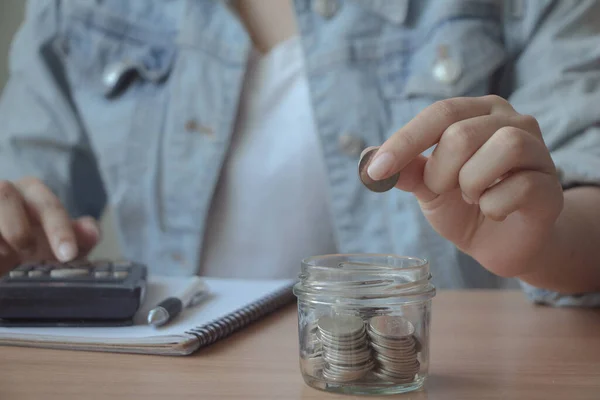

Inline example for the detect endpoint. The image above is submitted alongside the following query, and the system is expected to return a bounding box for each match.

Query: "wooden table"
[1,291,599,400]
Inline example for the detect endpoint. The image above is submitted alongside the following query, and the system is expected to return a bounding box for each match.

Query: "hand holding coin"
[359,95,563,279]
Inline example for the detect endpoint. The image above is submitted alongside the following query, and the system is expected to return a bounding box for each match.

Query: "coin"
[318,329,366,343]
[367,316,422,384]
[303,354,325,375]
[323,367,369,382]
[316,315,374,383]
[323,349,372,365]
[318,315,365,338]
[375,357,420,372]
[373,368,417,384]
[358,147,401,193]
[369,316,415,339]
[370,341,416,356]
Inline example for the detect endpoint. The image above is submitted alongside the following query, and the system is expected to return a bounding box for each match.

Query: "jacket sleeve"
[0,0,106,218]
[505,0,600,306]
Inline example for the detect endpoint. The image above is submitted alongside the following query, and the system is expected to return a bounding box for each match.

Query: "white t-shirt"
[199,36,338,279]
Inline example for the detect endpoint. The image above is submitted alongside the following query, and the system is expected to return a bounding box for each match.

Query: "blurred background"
[0,0,122,260]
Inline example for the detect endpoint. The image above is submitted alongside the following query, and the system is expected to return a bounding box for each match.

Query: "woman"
[0,0,599,306]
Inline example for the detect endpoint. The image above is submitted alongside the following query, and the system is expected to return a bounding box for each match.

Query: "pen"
[147,276,209,327]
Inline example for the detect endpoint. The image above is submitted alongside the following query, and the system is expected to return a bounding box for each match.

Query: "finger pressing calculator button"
[9,270,26,278]
[113,271,129,279]
[94,271,111,278]
[50,268,90,278]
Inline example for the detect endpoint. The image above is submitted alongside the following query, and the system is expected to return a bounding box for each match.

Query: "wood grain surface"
[1,291,599,400]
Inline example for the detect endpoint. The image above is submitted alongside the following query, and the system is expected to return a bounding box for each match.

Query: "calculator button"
[28,270,46,278]
[50,268,90,278]
[94,271,111,278]
[9,270,26,278]
[113,271,129,279]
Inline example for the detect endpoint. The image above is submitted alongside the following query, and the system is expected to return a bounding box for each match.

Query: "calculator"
[0,260,147,327]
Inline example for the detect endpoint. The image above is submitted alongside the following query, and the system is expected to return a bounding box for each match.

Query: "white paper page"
[0,277,294,341]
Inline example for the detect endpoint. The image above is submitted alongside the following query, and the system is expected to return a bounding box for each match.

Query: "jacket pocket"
[379,3,507,101]
[58,2,177,202]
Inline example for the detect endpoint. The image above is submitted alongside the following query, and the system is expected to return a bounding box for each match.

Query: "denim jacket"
[1,0,600,306]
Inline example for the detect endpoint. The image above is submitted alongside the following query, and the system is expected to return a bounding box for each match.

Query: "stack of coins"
[301,321,324,376]
[316,315,374,382]
[367,316,421,383]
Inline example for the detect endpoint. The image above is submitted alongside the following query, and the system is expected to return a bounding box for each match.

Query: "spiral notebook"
[0,276,296,356]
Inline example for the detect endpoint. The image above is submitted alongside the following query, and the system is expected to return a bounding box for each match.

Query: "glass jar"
[293,254,436,395]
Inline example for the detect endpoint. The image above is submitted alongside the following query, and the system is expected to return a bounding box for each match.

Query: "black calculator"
[0,260,147,327]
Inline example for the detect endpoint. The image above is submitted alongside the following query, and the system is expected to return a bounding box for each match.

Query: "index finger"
[367,96,514,180]
[16,179,78,262]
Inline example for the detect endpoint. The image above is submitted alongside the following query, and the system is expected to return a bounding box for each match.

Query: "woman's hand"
[368,95,563,278]
[0,177,101,275]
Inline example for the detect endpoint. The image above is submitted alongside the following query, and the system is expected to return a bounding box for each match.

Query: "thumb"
[72,216,101,256]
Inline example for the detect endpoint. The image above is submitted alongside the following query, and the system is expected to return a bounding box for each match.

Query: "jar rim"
[295,253,435,303]
[301,253,429,270]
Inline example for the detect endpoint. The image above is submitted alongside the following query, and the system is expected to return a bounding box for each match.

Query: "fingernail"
[367,152,395,181]
[462,193,474,205]
[57,242,76,262]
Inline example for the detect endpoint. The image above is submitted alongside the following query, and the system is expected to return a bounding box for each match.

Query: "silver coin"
[375,360,420,375]
[323,353,372,365]
[373,368,416,384]
[303,355,325,375]
[368,332,416,349]
[320,343,368,355]
[370,341,416,356]
[317,315,365,338]
[377,365,419,376]
[373,352,417,364]
[368,329,415,344]
[368,316,415,339]
[374,355,418,367]
[375,356,419,368]
[320,340,367,352]
[320,333,367,345]
[323,351,372,366]
[358,147,401,193]
[326,359,374,372]
[374,352,419,363]
[371,343,417,356]
[318,330,367,345]
[376,362,420,376]
[323,364,371,376]
[322,368,369,383]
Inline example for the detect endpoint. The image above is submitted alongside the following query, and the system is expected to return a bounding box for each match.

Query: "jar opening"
[294,254,435,303]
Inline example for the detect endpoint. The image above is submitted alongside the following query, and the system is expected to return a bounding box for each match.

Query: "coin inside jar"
[317,315,365,338]
[369,316,415,338]
[358,147,400,193]
[367,316,421,384]
[315,315,374,383]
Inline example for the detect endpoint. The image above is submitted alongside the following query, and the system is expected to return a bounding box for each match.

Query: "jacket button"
[313,0,340,19]
[338,134,365,157]
[432,45,461,85]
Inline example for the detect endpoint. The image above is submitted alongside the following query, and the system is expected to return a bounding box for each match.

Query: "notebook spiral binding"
[186,282,297,347]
